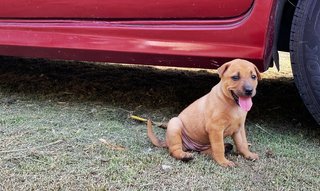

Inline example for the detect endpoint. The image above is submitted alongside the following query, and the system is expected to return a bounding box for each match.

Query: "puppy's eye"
[251,75,257,80]
[231,75,240,81]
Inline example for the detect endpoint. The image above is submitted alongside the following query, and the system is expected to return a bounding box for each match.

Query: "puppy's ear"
[254,66,262,80]
[217,62,231,78]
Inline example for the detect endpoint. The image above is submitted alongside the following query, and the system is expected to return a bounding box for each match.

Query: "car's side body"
[0,0,276,72]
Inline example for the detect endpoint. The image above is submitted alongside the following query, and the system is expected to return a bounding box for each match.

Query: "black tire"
[290,0,320,125]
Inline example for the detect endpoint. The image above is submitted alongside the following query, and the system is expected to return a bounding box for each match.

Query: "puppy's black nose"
[244,87,253,96]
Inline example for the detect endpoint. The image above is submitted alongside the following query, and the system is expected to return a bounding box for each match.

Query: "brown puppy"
[147,59,261,167]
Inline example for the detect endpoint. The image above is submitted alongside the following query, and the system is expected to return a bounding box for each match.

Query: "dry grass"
[0,53,319,190]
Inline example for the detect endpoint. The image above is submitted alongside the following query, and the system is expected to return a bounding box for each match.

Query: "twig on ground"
[255,124,272,136]
[0,140,63,154]
[130,115,167,128]
[99,138,126,151]
[130,115,148,122]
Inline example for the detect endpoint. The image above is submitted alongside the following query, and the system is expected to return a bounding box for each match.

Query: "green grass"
[0,56,319,190]
[1,93,319,190]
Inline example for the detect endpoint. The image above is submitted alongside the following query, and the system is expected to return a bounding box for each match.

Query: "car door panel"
[0,0,253,19]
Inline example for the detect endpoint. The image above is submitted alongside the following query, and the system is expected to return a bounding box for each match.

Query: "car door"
[0,0,253,19]
[0,0,274,73]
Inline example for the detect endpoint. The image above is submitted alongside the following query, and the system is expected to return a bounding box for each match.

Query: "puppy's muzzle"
[244,86,253,96]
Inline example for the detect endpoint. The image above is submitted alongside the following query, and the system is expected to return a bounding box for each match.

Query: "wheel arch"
[271,0,297,70]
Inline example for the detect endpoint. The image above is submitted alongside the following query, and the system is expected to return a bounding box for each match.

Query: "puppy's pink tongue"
[239,97,253,112]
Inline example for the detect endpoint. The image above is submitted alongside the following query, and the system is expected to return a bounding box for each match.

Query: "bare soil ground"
[0,52,319,190]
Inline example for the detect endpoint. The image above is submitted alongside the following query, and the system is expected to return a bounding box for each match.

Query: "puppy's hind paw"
[181,152,194,162]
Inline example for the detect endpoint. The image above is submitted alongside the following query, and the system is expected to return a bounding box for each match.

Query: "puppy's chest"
[223,113,245,136]
[224,123,241,136]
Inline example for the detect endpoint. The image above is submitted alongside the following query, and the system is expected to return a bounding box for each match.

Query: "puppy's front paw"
[218,159,236,167]
[245,152,259,161]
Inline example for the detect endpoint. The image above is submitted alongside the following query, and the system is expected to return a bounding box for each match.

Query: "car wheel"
[290,0,320,125]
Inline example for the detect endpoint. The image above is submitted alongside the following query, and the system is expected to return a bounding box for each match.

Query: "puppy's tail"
[147,119,167,148]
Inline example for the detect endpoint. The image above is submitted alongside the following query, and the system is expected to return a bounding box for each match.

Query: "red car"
[0,0,319,124]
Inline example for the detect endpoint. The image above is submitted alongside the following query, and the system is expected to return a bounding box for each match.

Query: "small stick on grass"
[99,138,126,151]
[130,115,148,123]
[0,139,63,154]
[130,115,167,128]
[255,124,272,136]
